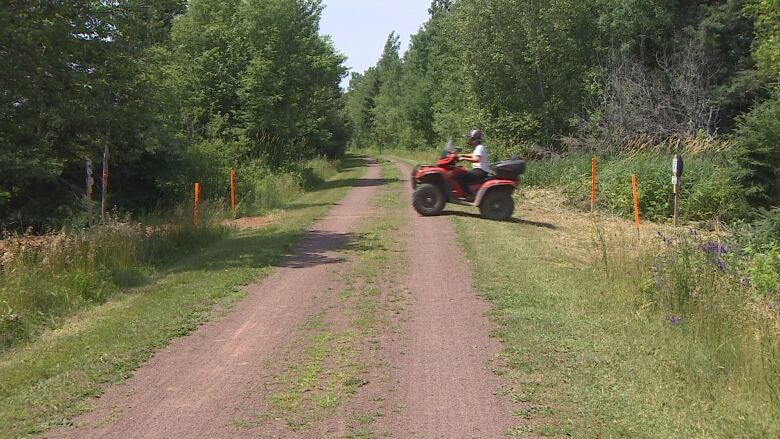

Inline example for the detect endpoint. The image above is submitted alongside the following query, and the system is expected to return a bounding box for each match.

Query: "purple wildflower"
[656,232,673,246]
[714,257,726,272]
[667,315,683,325]
[701,242,729,256]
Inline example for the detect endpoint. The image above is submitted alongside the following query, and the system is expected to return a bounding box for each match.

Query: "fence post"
[672,155,683,227]
[85,158,94,228]
[101,145,109,223]
[632,175,641,232]
[591,156,597,213]
[230,169,236,217]
[194,182,201,225]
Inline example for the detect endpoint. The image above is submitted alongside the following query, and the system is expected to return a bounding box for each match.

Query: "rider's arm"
[458,154,481,163]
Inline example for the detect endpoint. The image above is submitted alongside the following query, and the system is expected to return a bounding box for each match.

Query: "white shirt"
[471,144,488,172]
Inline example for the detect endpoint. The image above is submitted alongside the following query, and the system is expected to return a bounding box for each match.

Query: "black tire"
[479,189,514,221]
[413,183,445,216]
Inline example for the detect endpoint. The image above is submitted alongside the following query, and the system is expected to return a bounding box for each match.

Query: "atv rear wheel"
[413,183,445,216]
[479,190,514,221]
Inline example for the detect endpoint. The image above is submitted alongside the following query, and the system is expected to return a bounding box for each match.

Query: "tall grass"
[593,218,780,426]
[0,209,227,349]
[0,157,344,349]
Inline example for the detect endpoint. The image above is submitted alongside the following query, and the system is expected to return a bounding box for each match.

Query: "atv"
[411,142,526,221]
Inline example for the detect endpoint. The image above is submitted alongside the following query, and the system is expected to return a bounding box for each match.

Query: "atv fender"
[474,180,516,206]
[416,170,448,194]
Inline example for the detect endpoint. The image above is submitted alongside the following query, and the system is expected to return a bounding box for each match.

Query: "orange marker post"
[229,169,236,216]
[194,182,201,224]
[631,175,641,231]
[591,156,597,213]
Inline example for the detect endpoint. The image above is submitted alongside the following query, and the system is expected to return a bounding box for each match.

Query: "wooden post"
[85,159,94,228]
[194,182,201,225]
[591,156,597,213]
[101,145,109,223]
[229,169,236,216]
[672,155,683,227]
[632,175,641,232]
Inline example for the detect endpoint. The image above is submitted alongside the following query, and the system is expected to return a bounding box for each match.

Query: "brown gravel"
[47,161,383,439]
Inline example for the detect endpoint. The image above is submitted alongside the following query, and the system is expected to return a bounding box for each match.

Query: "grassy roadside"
[0,157,367,438]
[449,193,779,438]
[239,159,407,437]
[383,148,779,437]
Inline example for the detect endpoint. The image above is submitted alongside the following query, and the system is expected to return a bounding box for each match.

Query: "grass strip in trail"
[0,157,367,439]
[446,192,780,438]
[241,159,406,436]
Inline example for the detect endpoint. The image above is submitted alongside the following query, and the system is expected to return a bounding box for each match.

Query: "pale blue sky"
[319,0,432,88]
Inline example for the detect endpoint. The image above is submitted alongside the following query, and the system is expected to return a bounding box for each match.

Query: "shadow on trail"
[442,210,558,230]
[313,176,401,192]
[276,230,348,269]
[167,228,361,274]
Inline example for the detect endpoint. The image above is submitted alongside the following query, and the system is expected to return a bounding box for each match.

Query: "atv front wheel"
[413,183,445,216]
[479,190,514,221]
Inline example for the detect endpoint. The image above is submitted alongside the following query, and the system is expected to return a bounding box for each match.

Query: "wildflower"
[656,232,673,246]
[667,315,683,325]
[714,257,726,272]
[701,242,728,256]
[741,277,751,289]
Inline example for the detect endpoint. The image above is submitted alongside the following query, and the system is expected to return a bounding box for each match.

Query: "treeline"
[345,0,780,210]
[1,0,346,230]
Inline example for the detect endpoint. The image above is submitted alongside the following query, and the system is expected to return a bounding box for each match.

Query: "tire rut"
[372,159,517,438]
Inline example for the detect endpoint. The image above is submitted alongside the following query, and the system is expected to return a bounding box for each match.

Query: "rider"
[456,129,489,200]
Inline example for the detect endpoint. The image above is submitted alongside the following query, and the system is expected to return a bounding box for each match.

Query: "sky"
[319,0,432,88]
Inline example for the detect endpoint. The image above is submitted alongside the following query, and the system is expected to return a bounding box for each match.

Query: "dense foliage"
[345,0,779,212]
[2,0,778,228]
[0,0,346,230]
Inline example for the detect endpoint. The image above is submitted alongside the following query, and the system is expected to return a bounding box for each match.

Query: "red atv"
[411,144,526,221]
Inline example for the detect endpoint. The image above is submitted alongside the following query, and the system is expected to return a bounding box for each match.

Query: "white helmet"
[466,129,483,145]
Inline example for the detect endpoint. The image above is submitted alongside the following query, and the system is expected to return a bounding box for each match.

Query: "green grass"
[446,195,780,438]
[0,157,367,439]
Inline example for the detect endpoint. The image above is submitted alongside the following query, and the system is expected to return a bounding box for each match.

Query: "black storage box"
[490,159,526,180]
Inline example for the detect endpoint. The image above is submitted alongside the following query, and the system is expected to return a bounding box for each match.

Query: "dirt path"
[368,160,516,437]
[49,161,384,439]
[48,158,516,438]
